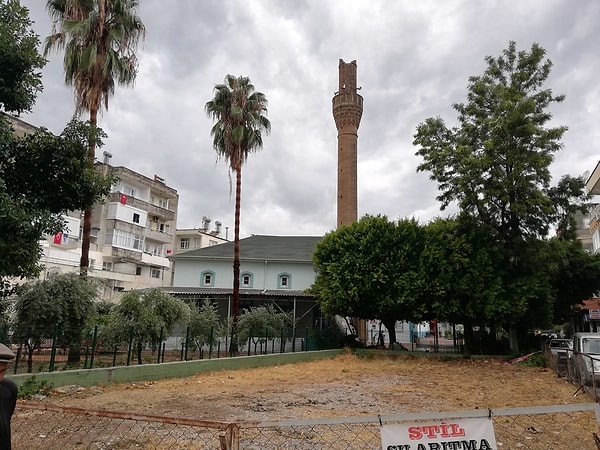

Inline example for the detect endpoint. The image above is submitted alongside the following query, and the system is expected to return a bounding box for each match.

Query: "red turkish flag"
[53,232,63,245]
[120,193,127,204]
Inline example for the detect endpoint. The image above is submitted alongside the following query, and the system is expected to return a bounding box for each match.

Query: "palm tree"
[205,75,270,353]
[44,0,145,274]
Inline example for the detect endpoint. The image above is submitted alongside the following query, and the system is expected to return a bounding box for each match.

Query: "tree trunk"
[509,324,519,354]
[80,107,98,274]
[230,164,242,355]
[464,321,474,354]
[67,345,81,364]
[381,318,397,347]
[137,341,143,364]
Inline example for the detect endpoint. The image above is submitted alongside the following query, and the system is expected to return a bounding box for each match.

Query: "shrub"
[17,375,53,400]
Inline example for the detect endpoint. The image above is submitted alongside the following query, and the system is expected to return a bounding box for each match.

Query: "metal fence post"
[90,325,98,369]
[157,327,164,364]
[184,326,190,361]
[127,326,134,366]
[13,347,21,374]
[49,324,58,372]
[305,327,309,351]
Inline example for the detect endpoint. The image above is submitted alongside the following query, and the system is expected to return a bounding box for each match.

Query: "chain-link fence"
[13,402,600,449]
[13,401,235,449]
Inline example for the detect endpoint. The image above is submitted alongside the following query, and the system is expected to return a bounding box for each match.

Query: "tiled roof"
[172,235,322,262]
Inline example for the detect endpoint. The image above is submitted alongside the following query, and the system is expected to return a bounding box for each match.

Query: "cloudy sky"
[18,0,600,240]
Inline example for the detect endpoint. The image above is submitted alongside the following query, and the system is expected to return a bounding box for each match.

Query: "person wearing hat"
[0,343,17,450]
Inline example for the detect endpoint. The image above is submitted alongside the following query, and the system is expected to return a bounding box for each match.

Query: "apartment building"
[586,162,600,254]
[42,158,179,301]
[174,218,228,255]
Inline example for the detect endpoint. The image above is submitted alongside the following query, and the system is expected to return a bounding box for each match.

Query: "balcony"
[145,227,174,244]
[110,247,142,262]
[141,253,171,268]
[586,161,600,195]
[107,192,175,221]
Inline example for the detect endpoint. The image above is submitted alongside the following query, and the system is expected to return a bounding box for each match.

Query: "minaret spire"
[332,59,363,228]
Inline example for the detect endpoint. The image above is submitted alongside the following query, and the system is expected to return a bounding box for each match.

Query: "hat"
[0,343,15,363]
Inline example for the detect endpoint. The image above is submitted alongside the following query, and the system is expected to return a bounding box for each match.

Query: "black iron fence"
[4,322,334,375]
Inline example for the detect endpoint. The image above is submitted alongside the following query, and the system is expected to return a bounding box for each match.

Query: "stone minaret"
[332,59,363,228]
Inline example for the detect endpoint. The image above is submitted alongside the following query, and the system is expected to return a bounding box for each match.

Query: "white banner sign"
[381,417,497,450]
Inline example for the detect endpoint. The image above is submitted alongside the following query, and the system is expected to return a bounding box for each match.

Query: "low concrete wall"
[8,349,344,389]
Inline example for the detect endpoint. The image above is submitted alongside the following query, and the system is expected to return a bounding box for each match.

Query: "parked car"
[541,330,558,340]
[572,332,600,385]
[548,338,572,356]
[548,338,572,377]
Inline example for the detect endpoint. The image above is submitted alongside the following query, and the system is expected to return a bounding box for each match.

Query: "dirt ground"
[41,351,591,422]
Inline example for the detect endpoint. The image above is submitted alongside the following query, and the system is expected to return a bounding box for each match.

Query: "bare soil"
[42,352,590,422]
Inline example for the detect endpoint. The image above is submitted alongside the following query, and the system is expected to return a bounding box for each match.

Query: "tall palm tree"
[44,0,145,274]
[205,75,271,353]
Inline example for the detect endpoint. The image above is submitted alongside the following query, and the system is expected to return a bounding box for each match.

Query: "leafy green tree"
[104,289,190,364]
[44,0,145,273]
[205,75,271,351]
[546,175,590,241]
[421,217,507,350]
[237,305,289,354]
[0,117,112,296]
[188,299,221,350]
[414,41,567,242]
[0,0,45,113]
[11,273,99,372]
[413,41,578,351]
[311,215,426,345]
[546,239,600,326]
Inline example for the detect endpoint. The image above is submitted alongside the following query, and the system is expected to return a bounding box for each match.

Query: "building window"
[145,244,162,257]
[132,213,140,224]
[241,272,253,288]
[150,268,161,279]
[136,267,142,276]
[201,270,215,287]
[122,185,136,197]
[180,238,190,249]
[108,229,144,251]
[278,273,291,289]
[102,261,113,271]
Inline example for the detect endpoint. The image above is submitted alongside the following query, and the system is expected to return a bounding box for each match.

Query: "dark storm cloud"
[18,0,600,238]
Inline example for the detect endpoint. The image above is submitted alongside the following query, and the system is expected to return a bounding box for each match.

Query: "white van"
[572,332,600,385]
